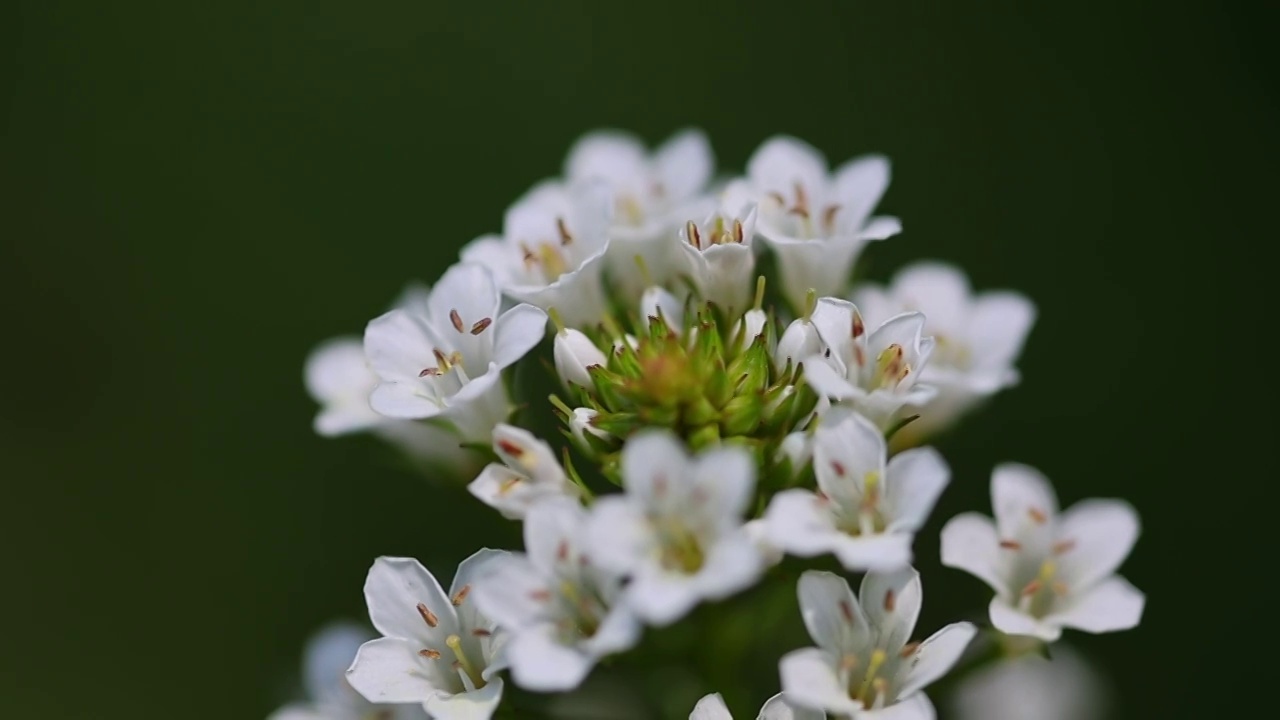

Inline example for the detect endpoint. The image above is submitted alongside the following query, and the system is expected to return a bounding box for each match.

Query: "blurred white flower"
[346,553,508,720]
[554,326,608,389]
[764,411,949,570]
[585,431,765,626]
[722,135,900,311]
[941,463,1144,642]
[690,692,823,720]
[801,298,936,427]
[268,622,426,720]
[462,181,612,327]
[779,569,976,720]
[473,498,641,692]
[362,263,547,441]
[949,644,1109,720]
[853,262,1036,441]
[468,424,578,520]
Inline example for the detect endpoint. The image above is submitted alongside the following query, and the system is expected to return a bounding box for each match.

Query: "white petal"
[813,410,884,509]
[451,548,508,606]
[364,308,441,384]
[620,430,691,504]
[1056,499,1140,591]
[441,369,511,441]
[770,237,867,312]
[522,497,587,577]
[423,678,504,720]
[459,236,519,287]
[939,513,1004,594]
[778,648,862,717]
[266,704,326,720]
[491,304,548,369]
[800,355,859,400]
[862,692,935,720]
[695,533,765,602]
[885,447,950,532]
[305,337,373,401]
[565,130,646,183]
[626,567,702,626]
[492,424,564,486]
[471,554,547,631]
[554,328,607,388]
[428,263,501,329]
[888,262,972,333]
[302,623,373,705]
[581,600,643,657]
[968,291,1036,369]
[990,463,1059,541]
[776,318,823,367]
[690,693,733,720]
[369,382,441,419]
[641,286,685,332]
[758,693,826,720]
[346,637,449,703]
[690,445,757,519]
[364,557,458,641]
[583,496,653,575]
[898,622,977,697]
[988,598,1061,642]
[832,154,890,229]
[859,568,922,655]
[1048,576,1145,635]
[468,465,529,520]
[506,624,594,691]
[810,297,861,366]
[656,128,714,200]
[797,570,867,656]
[747,136,828,195]
[763,490,840,558]
[867,312,928,363]
[859,215,902,241]
[831,533,913,572]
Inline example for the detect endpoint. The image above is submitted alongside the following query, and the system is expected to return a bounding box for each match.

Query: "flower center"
[764,183,842,239]
[930,333,972,371]
[832,471,889,536]
[654,517,706,574]
[869,344,911,390]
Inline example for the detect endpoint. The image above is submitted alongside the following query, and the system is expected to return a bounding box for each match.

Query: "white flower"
[949,644,1109,720]
[737,308,769,350]
[568,407,612,447]
[779,569,976,720]
[269,622,426,720]
[676,205,759,314]
[554,327,608,388]
[690,692,823,720]
[640,285,687,334]
[776,314,823,371]
[764,411,949,570]
[722,135,900,311]
[461,181,612,327]
[346,553,508,720]
[940,463,1144,642]
[468,424,579,520]
[853,262,1036,439]
[473,498,641,692]
[363,263,547,441]
[565,129,716,299]
[585,431,765,626]
[801,298,936,427]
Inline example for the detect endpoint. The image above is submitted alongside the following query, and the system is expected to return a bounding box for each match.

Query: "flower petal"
[797,570,868,656]
[939,513,1004,594]
[990,463,1059,542]
[564,130,646,184]
[778,647,862,717]
[758,693,826,720]
[364,557,459,642]
[831,533,913,572]
[369,383,442,419]
[620,430,692,506]
[1055,499,1140,591]
[968,291,1036,370]
[832,154,890,230]
[656,128,714,201]
[581,599,643,657]
[800,355,859,400]
[810,297,861,369]
[266,705,327,720]
[813,410,884,510]
[626,566,702,626]
[364,308,443,385]
[898,622,977,697]
[695,532,764,602]
[862,692,935,720]
[1049,576,1145,635]
[859,567,922,655]
[471,554,547,631]
[690,693,733,720]
[690,445,757,519]
[584,495,653,575]
[988,598,1061,642]
[302,623,373,706]
[747,136,828,194]
[346,637,451,704]
[305,337,373,401]
[885,447,950,532]
[423,678,504,720]
[763,489,840,558]
[427,263,501,333]
[506,624,593,691]
[522,497,586,577]
[491,304,548,369]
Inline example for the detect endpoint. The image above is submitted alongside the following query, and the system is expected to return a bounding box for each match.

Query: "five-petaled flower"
[765,410,949,570]
[779,569,976,720]
[346,553,508,720]
[940,463,1144,642]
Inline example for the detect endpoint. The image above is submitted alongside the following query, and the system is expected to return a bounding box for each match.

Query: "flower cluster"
[290,130,1144,719]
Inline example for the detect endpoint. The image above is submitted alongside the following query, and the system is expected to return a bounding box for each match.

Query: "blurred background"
[2,1,1269,718]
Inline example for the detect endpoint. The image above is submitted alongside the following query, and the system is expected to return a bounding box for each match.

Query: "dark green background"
[2,2,1266,718]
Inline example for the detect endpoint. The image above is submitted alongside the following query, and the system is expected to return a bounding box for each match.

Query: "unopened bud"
[554,328,608,388]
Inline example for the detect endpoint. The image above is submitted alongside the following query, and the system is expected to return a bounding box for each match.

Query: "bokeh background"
[2,2,1269,718]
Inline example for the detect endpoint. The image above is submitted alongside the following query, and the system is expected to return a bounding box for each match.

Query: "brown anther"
[841,653,859,671]
[470,317,492,335]
[498,474,523,495]
[883,589,896,612]
[1051,581,1069,596]
[497,438,523,456]
[556,540,569,562]
[733,220,744,243]
[556,216,573,245]
[520,243,536,266]
[449,308,464,333]
[653,474,668,497]
[1052,539,1077,555]
[419,367,440,377]
[831,460,847,477]
[690,487,708,505]
[822,204,842,231]
[1021,579,1042,596]
[1028,507,1049,524]
[685,220,701,247]
[839,600,856,624]
[766,191,786,206]
[787,206,810,219]
[999,539,1022,550]
[793,182,809,213]
[419,648,441,659]
[900,641,921,658]
[854,345,866,367]
[815,489,830,503]
[472,628,493,637]
[451,585,471,606]
[417,603,439,627]
[529,589,552,601]
[852,313,866,338]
